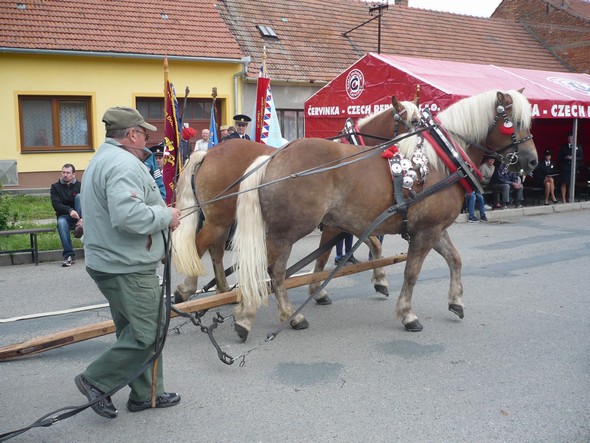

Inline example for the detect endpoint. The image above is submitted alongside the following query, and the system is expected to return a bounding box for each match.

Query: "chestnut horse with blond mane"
[172,96,420,303]
[232,89,538,341]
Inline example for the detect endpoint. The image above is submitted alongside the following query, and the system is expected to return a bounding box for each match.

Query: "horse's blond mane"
[397,89,532,170]
[357,100,420,127]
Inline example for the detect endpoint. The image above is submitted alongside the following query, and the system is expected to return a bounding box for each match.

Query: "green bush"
[0,184,15,230]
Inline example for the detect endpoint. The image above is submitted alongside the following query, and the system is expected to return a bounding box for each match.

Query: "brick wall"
[493,0,590,73]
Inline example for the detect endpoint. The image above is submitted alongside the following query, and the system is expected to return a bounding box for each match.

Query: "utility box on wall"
[0,161,18,186]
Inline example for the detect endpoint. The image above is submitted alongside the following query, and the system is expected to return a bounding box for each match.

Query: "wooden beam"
[0,254,406,361]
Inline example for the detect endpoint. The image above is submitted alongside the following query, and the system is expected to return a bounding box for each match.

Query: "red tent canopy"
[305,53,590,166]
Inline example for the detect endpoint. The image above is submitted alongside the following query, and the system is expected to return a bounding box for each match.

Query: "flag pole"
[152,54,170,408]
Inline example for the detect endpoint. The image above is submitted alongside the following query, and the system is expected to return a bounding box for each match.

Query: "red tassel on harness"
[381,145,399,159]
[499,122,514,136]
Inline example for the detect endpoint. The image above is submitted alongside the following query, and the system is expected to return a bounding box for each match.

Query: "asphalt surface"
[0,207,589,442]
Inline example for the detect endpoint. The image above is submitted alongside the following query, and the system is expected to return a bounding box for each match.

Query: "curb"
[455,200,590,223]
[0,248,84,266]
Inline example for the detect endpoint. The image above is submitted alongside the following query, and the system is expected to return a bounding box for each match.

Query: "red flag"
[162,57,180,205]
[254,74,270,143]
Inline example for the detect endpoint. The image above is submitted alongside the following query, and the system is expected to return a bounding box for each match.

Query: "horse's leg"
[396,230,439,332]
[308,227,340,305]
[268,236,309,330]
[208,227,233,294]
[173,223,229,302]
[174,275,200,304]
[433,228,464,319]
[367,236,389,296]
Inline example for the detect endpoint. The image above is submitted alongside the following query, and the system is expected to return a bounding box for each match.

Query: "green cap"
[102,106,157,132]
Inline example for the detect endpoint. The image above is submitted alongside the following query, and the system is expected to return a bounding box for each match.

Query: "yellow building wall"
[0,53,241,180]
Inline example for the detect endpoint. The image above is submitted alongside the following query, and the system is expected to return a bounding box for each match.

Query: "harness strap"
[421,110,483,194]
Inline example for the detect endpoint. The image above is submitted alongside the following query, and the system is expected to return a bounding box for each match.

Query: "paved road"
[1,209,589,442]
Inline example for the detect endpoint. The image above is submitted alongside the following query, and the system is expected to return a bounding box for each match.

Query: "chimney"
[395,0,409,5]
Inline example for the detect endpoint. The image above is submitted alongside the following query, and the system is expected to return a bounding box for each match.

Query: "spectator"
[335,233,359,265]
[493,163,524,208]
[481,157,509,209]
[151,144,164,171]
[558,132,583,203]
[219,125,229,140]
[223,126,236,141]
[77,106,181,419]
[146,144,166,200]
[227,115,251,140]
[34,128,49,145]
[537,149,558,205]
[50,163,83,267]
[194,129,210,152]
[466,191,488,222]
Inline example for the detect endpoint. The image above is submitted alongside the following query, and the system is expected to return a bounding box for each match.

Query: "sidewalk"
[1,201,588,266]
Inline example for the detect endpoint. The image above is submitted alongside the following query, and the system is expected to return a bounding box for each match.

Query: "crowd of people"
[467,131,584,221]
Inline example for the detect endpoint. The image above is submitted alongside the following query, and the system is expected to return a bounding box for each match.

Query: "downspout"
[234,56,251,116]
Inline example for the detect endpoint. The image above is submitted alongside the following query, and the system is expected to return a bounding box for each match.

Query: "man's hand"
[69,210,81,220]
[168,208,181,231]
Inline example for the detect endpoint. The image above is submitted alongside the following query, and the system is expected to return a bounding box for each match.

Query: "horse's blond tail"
[172,151,207,277]
[233,155,272,312]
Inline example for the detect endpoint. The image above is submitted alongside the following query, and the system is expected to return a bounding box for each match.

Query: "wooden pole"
[0,254,406,361]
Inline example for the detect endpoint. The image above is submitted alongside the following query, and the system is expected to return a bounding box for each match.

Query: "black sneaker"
[347,255,360,265]
[75,374,118,419]
[127,392,181,413]
[62,256,74,267]
[334,256,345,265]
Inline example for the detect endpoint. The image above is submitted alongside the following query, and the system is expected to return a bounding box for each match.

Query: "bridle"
[490,103,534,165]
[449,101,533,169]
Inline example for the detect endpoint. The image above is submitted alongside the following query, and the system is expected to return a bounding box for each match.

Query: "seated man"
[50,163,83,267]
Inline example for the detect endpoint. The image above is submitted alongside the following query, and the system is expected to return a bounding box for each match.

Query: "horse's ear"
[517,87,525,94]
[391,96,404,113]
[497,91,506,105]
[413,84,421,105]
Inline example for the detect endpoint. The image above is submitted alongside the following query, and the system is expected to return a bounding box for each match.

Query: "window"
[277,109,304,140]
[257,25,278,38]
[19,96,92,152]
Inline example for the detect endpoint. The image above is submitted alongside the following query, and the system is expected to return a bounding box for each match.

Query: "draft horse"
[172,97,420,303]
[232,89,538,341]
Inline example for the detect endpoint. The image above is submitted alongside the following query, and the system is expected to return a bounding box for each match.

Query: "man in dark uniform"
[227,114,251,140]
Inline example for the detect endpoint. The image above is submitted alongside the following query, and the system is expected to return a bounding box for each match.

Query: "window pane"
[298,111,304,138]
[282,110,298,141]
[22,100,53,146]
[59,101,88,146]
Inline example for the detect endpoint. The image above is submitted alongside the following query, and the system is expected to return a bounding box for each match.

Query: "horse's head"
[438,89,538,175]
[357,95,420,145]
[487,89,538,175]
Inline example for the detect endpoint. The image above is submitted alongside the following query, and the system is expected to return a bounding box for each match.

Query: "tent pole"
[569,119,579,203]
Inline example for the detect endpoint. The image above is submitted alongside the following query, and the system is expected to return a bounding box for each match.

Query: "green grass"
[0,194,83,252]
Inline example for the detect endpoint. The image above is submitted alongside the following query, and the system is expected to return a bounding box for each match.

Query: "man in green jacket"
[76,106,181,419]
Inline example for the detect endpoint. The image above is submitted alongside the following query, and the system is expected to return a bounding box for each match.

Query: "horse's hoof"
[315,295,333,305]
[449,304,464,319]
[174,291,186,304]
[235,324,249,342]
[290,318,309,330]
[404,320,423,332]
[374,284,389,297]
